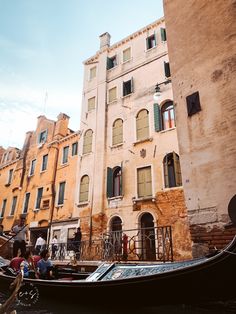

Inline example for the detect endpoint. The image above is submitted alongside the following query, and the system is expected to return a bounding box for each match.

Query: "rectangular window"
[35,187,43,209]
[164,61,171,78]
[23,193,30,214]
[10,196,17,216]
[41,154,48,171]
[108,87,117,103]
[67,228,76,240]
[123,78,133,96]
[72,142,78,156]
[0,199,7,218]
[146,34,156,50]
[123,47,131,63]
[107,55,117,70]
[88,97,96,111]
[38,130,47,144]
[137,167,152,198]
[89,66,96,80]
[62,146,69,164]
[29,159,36,176]
[53,229,60,240]
[58,182,65,205]
[7,169,13,185]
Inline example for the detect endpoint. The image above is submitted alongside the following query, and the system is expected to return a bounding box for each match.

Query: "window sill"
[107,65,118,71]
[110,143,123,149]
[132,196,156,203]
[56,204,64,208]
[33,209,40,212]
[107,99,118,105]
[160,127,176,134]
[82,152,92,157]
[6,215,14,219]
[60,163,69,168]
[121,93,133,99]
[108,196,123,201]
[163,186,183,191]
[133,137,153,146]
[145,45,157,53]
[77,201,89,207]
[40,170,47,174]
[4,183,11,187]
[122,57,132,65]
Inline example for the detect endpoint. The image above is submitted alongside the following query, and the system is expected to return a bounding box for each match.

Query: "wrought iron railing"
[49,225,173,262]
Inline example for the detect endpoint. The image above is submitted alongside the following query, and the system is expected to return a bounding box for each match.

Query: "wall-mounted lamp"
[153,79,171,102]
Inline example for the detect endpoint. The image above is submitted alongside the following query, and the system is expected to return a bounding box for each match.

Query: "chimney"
[99,32,111,49]
[54,113,70,138]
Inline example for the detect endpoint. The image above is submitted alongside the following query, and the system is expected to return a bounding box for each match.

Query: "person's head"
[19,216,26,226]
[24,250,32,260]
[40,249,49,260]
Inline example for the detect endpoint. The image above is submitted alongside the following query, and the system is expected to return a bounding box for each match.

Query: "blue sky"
[0,0,164,149]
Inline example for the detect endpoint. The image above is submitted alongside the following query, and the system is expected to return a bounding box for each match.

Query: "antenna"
[43,91,48,114]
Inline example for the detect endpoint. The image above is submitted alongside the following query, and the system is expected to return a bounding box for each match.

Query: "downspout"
[47,141,59,247]
[19,133,32,189]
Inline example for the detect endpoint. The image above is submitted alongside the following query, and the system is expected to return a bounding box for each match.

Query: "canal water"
[1,292,236,314]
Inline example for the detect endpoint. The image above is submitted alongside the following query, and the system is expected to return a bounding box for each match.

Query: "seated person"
[9,256,24,273]
[20,250,37,278]
[37,249,54,279]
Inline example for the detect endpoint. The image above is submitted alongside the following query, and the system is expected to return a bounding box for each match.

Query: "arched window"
[136,109,149,141]
[161,101,175,130]
[110,216,122,256]
[79,175,89,202]
[83,129,93,154]
[112,119,123,146]
[140,213,156,261]
[107,165,122,198]
[163,152,182,188]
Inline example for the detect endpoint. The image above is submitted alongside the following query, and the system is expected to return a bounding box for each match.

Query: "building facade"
[75,18,192,261]
[164,0,236,254]
[0,113,80,251]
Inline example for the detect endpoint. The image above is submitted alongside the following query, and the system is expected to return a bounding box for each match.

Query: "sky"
[0,0,164,149]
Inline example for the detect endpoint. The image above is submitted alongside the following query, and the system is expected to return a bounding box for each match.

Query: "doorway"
[140,212,156,260]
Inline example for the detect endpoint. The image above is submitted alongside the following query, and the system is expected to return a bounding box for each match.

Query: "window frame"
[88,96,96,111]
[122,47,131,63]
[108,86,117,103]
[83,130,93,155]
[38,129,48,144]
[10,196,17,216]
[137,166,153,198]
[29,159,36,176]
[72,142,78,156]
[79,175,89,203]
[0,199,7,218]
[62,146,69,164]
[22,192,30,214]
[35,187,43,210]
[89,66,97,80]
[7,169,13,185]
[41,154,48,172]
[136,109,149,141]
[146,33,157,50]
[112,119,123,146]
[57,181,66,206]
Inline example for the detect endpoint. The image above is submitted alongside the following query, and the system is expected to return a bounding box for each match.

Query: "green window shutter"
[107,57,113,70]
[153,104,162,132]
[164,61,171,78]
[107,167,113,198]
[154,31,157,46]
[161,28,167,42]
[173,152,182,186]
[131,77,134,93]
[120,162,123,196]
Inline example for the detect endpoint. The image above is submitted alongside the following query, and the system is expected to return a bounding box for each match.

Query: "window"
[72,142,78,156]
[164,61,171,78]
[161,28,167,42]
[58,182,66,205]
[23,193,30,214]
[7,169,13,185]
[136,109,149,141]
[108,87,117,103]
[38,130,47,144]
[112,119,123,146]
[79,175,89,202]
[146,34,156,50]
[67,228,76,241]
[161,101,175,130]
[89,66,96,80]
[163,152,182,188]
[83,130,93,154]
[137,166,152,198]
[106,166,122,198]
[41,154,48,171]
[62,146,69,164]
[107,55,117,70]
[52,229,60,240]
[10,196,17,216]
[35,187,43,209]
[1,153,7,164]
[88,97,96,111]
[0,199,7,218]
[123,78,133,96]
[123,47,131,63]
[29,159,36,176]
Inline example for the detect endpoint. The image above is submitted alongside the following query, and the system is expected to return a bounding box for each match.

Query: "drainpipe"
[47,142,59,247]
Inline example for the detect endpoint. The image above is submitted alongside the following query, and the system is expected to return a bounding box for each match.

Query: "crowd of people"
[6,217,83,280]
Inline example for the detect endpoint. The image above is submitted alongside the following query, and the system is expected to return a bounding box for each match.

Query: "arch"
[161,101,175,130]
[83,129,93,154]
[163,152,182,188]
[136,109,149,141]
[109,216,123,256]
[79,175,89,202]
[112,119,123,146]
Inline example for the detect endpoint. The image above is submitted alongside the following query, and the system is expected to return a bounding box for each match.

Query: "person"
[73,227,82,260]
[34,234,46,255]
[10,216,29,257]
[20,250,38,279]
[51,235,58,260]
[36,249,54,279]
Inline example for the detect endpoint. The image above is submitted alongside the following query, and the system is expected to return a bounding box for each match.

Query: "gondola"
[0,235,236,307]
